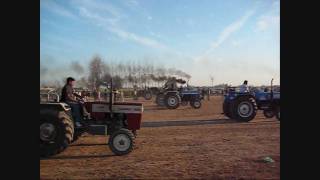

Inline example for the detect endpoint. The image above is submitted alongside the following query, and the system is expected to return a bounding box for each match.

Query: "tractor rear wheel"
[40,110,74,157]
[263,109,275,118]
[144,91,152,100]
[164,94,180,109]
[155,93,165,106]
[109,128,134,155]
[190,99,201,109]
[230,96,257,122]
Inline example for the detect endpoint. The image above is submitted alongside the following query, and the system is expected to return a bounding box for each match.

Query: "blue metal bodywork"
[179,89,203,101]
[224,90,280,110]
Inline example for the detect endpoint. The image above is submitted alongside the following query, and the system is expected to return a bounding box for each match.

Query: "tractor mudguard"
[165,91,179,95]
[40,102,71,112]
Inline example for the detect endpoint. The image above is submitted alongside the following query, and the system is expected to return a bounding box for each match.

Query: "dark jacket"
[61,84,76,102]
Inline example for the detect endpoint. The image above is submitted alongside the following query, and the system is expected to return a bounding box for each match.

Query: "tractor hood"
[85,101,143,114]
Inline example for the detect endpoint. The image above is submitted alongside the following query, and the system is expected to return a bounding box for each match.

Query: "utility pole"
[210,76,214,88]
[208,76,214,101]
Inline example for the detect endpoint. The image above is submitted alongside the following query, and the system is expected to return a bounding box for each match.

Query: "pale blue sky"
[40,0,280,86]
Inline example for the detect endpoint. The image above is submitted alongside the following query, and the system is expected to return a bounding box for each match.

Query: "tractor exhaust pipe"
[109,78,113,118]
[270,78,274,101]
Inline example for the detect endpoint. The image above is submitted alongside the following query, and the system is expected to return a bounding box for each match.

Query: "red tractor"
[40,80,143,157]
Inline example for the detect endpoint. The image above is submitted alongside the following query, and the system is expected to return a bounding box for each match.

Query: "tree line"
[41,55,192,91]
[86,55,191,90]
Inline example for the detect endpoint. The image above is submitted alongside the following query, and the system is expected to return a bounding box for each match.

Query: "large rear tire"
[144,91,152,100]
[40,110,74,157]
[164,94,180,109]
[109,128,134,155]
[155,93,165,106]
[230,96,257,122]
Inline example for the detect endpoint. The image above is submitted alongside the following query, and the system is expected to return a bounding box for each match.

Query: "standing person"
[239,80,249,93]
[133,85,138,100]
[120,91,124,102]
[97,89,101,101]
[93,87,98,100]
[201,88,206,100]
[61,77,89,128]
[207,88,210,101]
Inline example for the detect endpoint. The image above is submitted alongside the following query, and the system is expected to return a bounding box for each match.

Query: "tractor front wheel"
[190,99,202,109]
[109,128,134,155]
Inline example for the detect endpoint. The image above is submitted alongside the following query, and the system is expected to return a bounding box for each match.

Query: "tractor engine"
[84,101,143,135]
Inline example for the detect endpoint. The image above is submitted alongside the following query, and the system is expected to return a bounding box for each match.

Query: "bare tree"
[77,77,89,88]
[88,55,105,90]
[113,75,123,89]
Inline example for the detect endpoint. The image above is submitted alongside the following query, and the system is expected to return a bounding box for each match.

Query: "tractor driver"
[164,77,178,91]
[239,80,249,93]
[61,77,89,128]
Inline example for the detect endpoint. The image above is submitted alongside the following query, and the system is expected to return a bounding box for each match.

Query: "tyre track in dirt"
[142,118,279,128]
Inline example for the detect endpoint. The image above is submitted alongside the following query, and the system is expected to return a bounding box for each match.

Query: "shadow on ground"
[70,143,107,147]
[41,154,115,160]
[144,106,191,111]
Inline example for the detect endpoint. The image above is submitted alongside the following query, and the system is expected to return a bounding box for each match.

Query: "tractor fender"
[40,102,71,112]
[165,91,179,95]
[234,94,255,101]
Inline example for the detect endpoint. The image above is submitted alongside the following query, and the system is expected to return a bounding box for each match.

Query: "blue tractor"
[155,78,203,109]
[223,79,280,122]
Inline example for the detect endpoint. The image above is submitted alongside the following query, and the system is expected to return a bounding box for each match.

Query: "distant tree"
[88,55,105,90]
[77,77,89,88]
[113,75,123,89]
[102,73,112,84]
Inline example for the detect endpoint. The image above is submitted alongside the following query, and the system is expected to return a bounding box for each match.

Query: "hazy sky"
[40,0,280,86]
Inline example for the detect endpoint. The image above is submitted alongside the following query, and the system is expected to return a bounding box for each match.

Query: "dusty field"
[40,96,280,179]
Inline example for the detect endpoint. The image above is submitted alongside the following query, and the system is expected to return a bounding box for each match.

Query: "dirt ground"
[40,96,280,179]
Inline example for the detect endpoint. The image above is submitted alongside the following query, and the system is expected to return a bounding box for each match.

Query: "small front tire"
[190,99,201,109]
[109,128,134,155]
[263,109,275,118]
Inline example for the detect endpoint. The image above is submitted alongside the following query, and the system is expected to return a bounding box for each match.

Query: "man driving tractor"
[163,77,187,91]
[239,80,249,93]
[60,77,90,128]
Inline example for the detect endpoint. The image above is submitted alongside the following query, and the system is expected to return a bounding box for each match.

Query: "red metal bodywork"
[84,101,143,130]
